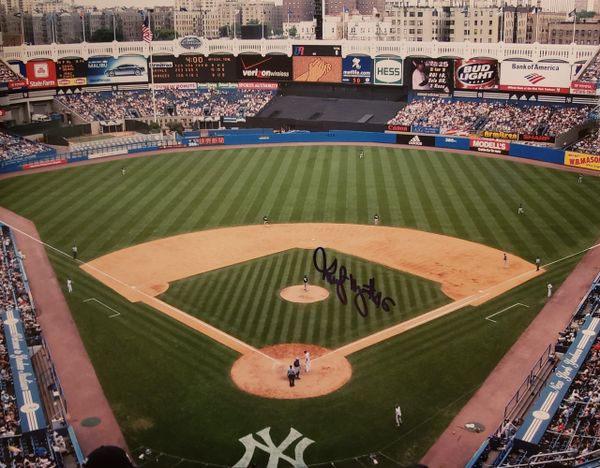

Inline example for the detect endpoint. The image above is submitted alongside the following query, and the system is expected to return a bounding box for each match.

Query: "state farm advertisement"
[237,54,292,81]
[470,138,510,155]
[454,59,498,89]
[26,60,57,89]
[499,62,571,94]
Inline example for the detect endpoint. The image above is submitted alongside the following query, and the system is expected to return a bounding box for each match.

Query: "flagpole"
[147,10,158,125]
[82,10,86,42]
[572,9,576,44]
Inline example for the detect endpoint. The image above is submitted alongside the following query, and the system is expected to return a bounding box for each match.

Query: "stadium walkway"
[0,207,128,457]
[422,238,600,467]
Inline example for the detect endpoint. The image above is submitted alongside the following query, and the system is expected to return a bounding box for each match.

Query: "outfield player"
[67,278,73,293]
[359,149,364,159]
[72,244,78,260]
[517,203,524,215]
[395,404,403,426]
[578,174,583,184]
[547,283,553,298]
[121,167,126,176]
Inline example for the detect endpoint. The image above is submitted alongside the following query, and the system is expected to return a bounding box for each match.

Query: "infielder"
[304,350,311,373]
[293,357,301,379]
[72,244,78,260]
[395,404,403,426]
[535,256,541,271]
[263,215,269,225]
[503,253,508,268]
[373,213,380,225]
[303,274,309,292]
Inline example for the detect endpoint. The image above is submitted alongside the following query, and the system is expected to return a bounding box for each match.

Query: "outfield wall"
[1,130,599,174]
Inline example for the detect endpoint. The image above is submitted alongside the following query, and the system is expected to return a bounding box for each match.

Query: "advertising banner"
[411,125,440,135]
[342,55,373,84]
[480,130,519,141]
[570,81,598,95]
[7,60,27,89]
[56,58,87,87]
[435,135,470,150]
[373,57,403,86]
[499,62,571,94]
[194,136,225,146]
[396,134,435,146]
[564,151,600,171]
[292,56,342,83]
[26,60,57,89]
[237,54,292,81]
[150,55,236,83]
[237,82,278,90]
[408,58,453,92]
[454,59,498,89]
[470,138,510,154]
[386,123,409,132]
[520,133,555,144]
[88,55,148,85]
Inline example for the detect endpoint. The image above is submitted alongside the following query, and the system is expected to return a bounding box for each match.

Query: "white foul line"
[485,302,529,323]
[83,297,121,318]
[542,242,600,269]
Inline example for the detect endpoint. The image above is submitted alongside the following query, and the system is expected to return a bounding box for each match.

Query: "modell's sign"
[454,59,498,89]
[470,138,510,155]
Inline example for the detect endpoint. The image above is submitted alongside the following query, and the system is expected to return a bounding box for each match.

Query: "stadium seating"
[572,129,600,155]
[469,275,600,467]
[387,98,591,137]
[0,225,75,467]
[0,60,23,86]
[0,132,55,164]
[55,88,276,123]
[577,52,600,85]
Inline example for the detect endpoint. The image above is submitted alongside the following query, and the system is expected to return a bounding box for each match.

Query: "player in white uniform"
[395,404,402,426]
[304,350,311,373]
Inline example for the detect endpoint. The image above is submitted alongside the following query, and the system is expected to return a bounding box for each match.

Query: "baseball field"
[0,144,599,466]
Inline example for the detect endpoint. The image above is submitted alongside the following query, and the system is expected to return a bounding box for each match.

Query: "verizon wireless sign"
[499,62,571,94]
[470,138,510,155]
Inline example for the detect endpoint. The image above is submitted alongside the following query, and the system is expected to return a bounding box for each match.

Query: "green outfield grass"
[159,248,451,348]
[0,145,599,466]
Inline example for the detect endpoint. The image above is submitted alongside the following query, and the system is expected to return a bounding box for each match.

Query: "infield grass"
[0,145,599,466]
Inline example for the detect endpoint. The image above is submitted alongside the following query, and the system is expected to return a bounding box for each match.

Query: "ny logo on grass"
[233,427,314,468]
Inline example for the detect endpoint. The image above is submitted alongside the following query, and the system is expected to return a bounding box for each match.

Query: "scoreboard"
[56,58,87,86]
[292,45,341,57]
[151,55,236,83]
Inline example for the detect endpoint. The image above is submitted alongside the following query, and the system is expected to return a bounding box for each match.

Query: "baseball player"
[395,404,403,426]
[293,357,301,379]
[359,149,364,159]
[67,278,73,294]
[121,167,126,176]
[263,215,269,225]
[547,283,553,298]
[535,256,541,271]
[517,203,524,215]
[373,213,380,225]
[578,174,583,184]
[503,253,508,268]
[304,350,311,373]
[303,274,309,292]
[71,244,78,260]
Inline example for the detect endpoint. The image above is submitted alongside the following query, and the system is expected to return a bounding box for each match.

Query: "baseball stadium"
[1,8,600,468]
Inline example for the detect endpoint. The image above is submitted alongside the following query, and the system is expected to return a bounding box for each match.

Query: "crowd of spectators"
[0,132,53,164]
[577,53,600,84]
[55,88,276,123]
[0,226,60,467]
[490,279,600,466]
[387,98,591,137]
[571,129,600,155]
[0,61,23,85]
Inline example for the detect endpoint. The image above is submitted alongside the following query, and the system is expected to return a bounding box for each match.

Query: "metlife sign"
[374,57,403,86]
[342,56,373,84]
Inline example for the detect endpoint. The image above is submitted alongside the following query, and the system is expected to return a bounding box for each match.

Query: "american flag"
[142,14,153,43]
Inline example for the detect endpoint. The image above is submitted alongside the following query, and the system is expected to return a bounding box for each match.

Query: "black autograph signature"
[312,247,396,317]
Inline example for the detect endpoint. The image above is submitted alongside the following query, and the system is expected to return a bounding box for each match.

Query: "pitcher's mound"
[231,344,351,399]
[280,285,330,303]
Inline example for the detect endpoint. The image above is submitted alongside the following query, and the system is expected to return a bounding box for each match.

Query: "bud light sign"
[454,59,498,89]
[374,57,403,86]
